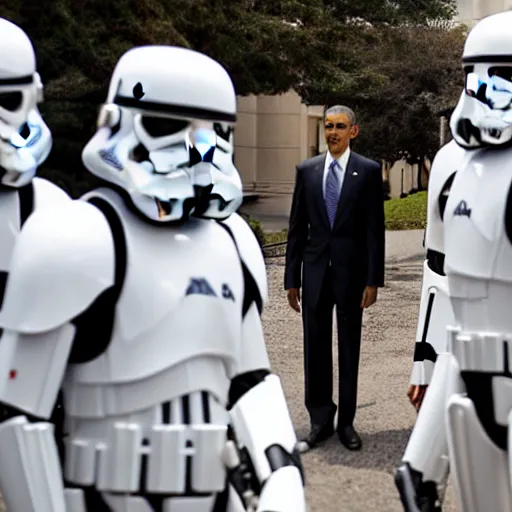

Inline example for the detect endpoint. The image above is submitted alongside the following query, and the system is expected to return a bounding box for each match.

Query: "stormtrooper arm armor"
[409,252,453,386]
[0,200,116,512]
[410,143,459,387]
[219,213,306,512]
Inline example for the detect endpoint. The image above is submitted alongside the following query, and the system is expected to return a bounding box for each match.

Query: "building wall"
[235,90,324,218]
[454,0,512,24]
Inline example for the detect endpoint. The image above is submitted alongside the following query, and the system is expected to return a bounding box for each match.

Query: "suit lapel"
[312,154,330,228]
[334,152,359,227]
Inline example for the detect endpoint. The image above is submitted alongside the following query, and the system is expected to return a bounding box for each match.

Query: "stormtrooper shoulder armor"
[219,213,268,308]
[425,140,466,256]
[32,177,70,209]
[0,199,116,334]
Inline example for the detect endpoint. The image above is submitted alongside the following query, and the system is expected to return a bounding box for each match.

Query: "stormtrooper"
[0,44,306,512]
[0,16,69,302]
[395,10,512,512]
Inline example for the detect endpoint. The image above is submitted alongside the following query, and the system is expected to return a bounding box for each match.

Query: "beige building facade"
[456,0,512,24]
[235,91,325,220]
[237,0,512,220]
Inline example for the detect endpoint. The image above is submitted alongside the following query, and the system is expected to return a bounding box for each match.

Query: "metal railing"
[262,239,287,259]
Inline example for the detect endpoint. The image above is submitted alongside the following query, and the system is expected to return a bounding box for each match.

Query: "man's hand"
[408,384,428,412]
[360,285,378,309]
[287,288,301,313]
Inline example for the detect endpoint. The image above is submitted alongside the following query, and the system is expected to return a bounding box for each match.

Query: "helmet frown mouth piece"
[155,198,173,218]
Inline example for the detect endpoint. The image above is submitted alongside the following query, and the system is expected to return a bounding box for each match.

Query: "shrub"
[239,213,265,248]
[385,190,427,230]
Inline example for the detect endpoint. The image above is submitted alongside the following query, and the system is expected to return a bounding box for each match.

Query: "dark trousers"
[302,265,363,428]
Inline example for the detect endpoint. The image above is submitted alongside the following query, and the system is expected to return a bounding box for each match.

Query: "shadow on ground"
[307,428,412,474]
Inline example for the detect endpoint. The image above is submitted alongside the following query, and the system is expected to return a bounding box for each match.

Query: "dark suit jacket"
[284,151,385,308]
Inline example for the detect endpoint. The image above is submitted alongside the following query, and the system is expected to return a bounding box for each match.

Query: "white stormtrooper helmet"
[0,18,51,188]
[82,45,243,223]
[450,11,512,149]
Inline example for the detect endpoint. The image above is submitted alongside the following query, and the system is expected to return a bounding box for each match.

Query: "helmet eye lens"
[488,66,512,82]
[466,68,512,110]
[214,122,233,142]
[0,91,22,112]
[141,116,189,138]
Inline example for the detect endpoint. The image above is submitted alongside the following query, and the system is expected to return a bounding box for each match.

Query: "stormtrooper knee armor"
[397,10,512,512]
[0,45,306,512]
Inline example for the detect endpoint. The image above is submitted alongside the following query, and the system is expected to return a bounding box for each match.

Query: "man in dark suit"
[285,105,385,452]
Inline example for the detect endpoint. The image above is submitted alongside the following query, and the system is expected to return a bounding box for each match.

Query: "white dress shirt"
[323,147,350,199]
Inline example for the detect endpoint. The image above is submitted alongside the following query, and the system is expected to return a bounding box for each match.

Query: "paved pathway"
[262,229,458,511]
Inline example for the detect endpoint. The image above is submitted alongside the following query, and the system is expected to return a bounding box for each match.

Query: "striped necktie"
[325,159,341,228]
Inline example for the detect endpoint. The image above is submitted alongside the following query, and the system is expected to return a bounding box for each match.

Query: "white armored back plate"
[70,188,244,387]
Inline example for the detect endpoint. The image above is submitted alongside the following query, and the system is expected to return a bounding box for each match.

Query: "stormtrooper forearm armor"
[0,325,75,512]
[409,142,462,387]
[228,372,304,512]
[410,251,454,386]
[220,213,305,512]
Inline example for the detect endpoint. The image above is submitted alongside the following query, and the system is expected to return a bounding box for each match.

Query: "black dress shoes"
[298,421,334,452]
[338,424,362,451]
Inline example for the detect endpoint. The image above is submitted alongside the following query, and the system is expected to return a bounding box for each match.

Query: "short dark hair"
[324,105,357,125]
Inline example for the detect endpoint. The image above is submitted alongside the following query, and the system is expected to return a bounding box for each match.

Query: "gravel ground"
[263,229,458,512]
[0,229,458,511]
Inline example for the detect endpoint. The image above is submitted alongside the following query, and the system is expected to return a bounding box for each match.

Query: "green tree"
[352,24,466,166]
[0,0,462,196]
[322,0,457,26]
[1,0,341,195]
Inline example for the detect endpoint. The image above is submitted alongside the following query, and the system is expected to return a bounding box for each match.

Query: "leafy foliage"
[385,190,427,230]
[322,0,457,26]
[355,24,466,164]
[301,22,466,165]
[0,0,462,196]
[239,213,266,248]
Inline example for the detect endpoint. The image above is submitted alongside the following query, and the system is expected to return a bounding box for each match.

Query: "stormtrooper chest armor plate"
[444,148,512,283]
[64,188,245,419]
[444,148,512,332]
